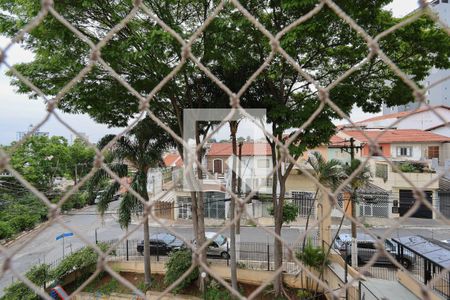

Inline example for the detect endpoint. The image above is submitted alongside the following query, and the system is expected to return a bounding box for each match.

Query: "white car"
[194,232,230,259]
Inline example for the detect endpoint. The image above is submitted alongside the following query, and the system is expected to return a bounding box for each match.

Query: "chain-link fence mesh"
[0,0,449,299]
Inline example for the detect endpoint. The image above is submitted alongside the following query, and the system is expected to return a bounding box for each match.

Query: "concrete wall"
[285,172,318,193]
[107,260,323,290]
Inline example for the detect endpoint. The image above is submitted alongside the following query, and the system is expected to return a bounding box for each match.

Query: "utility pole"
[238,141,243,197]
[236,141,243,260]
[334,136,363,267]
[338,137,363,162]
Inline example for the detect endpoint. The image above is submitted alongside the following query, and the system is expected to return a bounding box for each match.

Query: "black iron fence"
[101,236,449,299]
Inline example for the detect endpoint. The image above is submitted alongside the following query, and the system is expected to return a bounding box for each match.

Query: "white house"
[352,105,450,137]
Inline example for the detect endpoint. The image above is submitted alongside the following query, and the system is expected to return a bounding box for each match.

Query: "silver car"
[194,232,230,259]
[334,233,414,269]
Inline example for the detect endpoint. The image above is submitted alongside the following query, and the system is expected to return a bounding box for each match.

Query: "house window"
[397,146,412,157]
[266,177,273,187]
[257,158,270,168]
[428,146,439,159]
[177,197,191,219]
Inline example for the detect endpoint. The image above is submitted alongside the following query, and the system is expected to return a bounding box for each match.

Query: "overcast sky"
[0,1,420,145]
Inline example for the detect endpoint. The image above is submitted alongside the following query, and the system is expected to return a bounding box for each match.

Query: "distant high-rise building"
[16,124,49,141]
[383,0,450,114]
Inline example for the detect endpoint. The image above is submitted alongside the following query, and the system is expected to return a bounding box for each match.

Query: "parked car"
[193,232,230,259]
[333,233,414,269]
[137,233,185,255]
[94,190,120,204]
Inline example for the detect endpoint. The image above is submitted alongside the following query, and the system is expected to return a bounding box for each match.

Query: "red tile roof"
[208,143,272,156]
[342,129,450,143]
[163,153,183,167]
[354,105,450,124]
[328,135,349,147]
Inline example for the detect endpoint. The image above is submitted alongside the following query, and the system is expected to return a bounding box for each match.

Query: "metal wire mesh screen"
[0,0,449,299]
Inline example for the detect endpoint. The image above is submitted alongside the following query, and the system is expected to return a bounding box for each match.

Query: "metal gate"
[438,192,450,218]
[292,191,315,217]
[358,193,390,218]
[399,190,433,219]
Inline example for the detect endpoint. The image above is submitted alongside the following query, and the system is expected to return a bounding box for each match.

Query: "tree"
[343,159,372,267]
[9,136,71,192]
[1,0,449,296]
[89,116,172,288]
[67,138,95,185]
[7,135,95,193]
[306,152,345,248]
[268,202,299,225]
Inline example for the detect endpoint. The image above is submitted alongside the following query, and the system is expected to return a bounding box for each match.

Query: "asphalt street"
[1,200,449,294]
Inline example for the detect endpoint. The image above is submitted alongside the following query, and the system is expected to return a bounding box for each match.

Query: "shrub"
[10,215,38,232]
[1,264,51,300]
[205,280,232,300]
[296,238,328,270]
[268,202,299,224]
[51,242,109,281]
[164,249,199,294]
[0,221,14,239]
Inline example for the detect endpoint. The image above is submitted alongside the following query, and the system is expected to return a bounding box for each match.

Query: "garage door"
[399,190,433,219]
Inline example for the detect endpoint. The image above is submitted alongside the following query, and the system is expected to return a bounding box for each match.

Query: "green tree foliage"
[7,135,94,192]
[1,264,51,300]
[8,136,71,191]
[67,138,96,183]
[89,116,172,287]
[164,249,199,294]
[0,193,48,239]
[1,1,449,296]
[268,202,299,225]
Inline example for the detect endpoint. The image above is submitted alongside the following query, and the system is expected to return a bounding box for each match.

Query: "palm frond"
[97,180,121,215]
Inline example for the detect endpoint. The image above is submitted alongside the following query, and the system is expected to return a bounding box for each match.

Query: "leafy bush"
[51,243,109,281]
[164,249,199,294]
[399,162,419,173]
[0,221,14,239]
[205,280,232,300]
[268,202,299,224]
[10,215,38,232]
[296,238,328,270]
[1,264,51,300]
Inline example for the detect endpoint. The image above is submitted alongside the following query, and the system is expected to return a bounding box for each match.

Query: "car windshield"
[158,234,176,244]
[214,235,226,246]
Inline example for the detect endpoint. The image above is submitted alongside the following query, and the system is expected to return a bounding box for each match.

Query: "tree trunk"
[273,179,285,296]
[195,122,207,290]
[351,191,358,267]
[229,120,238,291]
[139,170,151,288]
[143,215,152,288]
[302,188,319,250]
[273,143,285,296]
